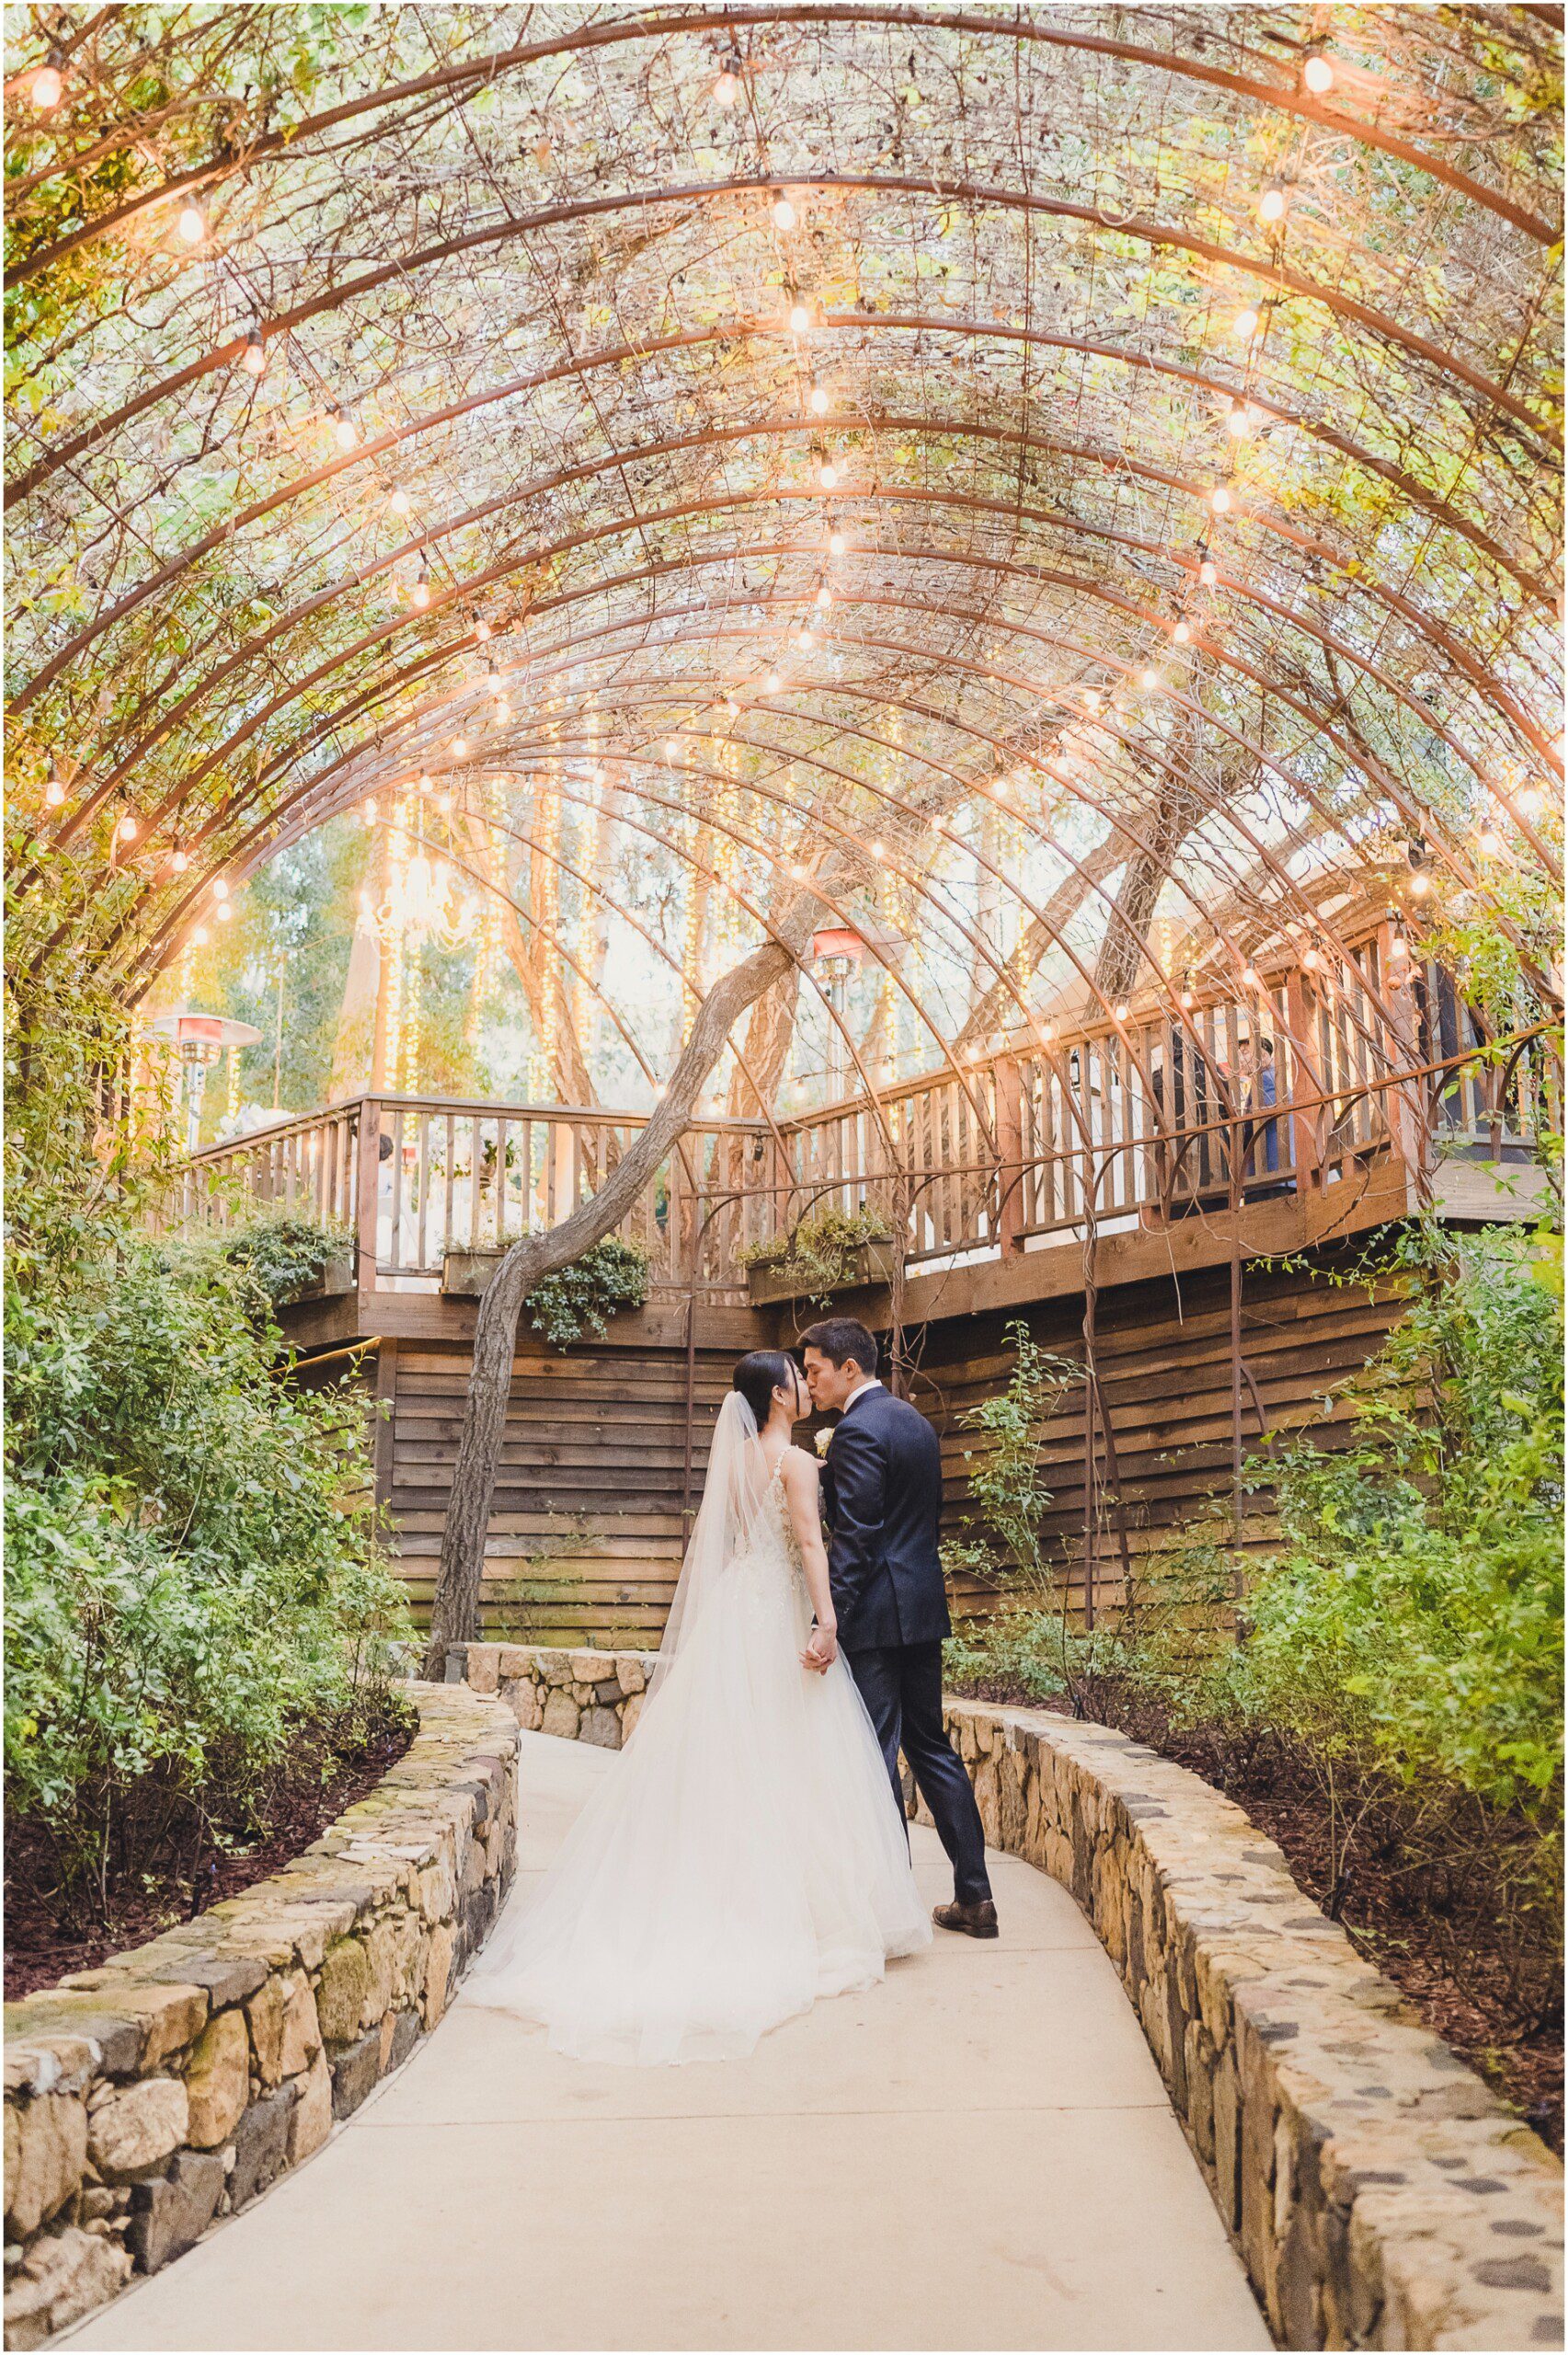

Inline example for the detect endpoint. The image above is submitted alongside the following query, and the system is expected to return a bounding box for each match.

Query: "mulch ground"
[5,1696,415,2005]
[955,1675,1563,2156]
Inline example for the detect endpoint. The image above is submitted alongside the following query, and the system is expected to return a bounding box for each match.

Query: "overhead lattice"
[6,4,1562,1114]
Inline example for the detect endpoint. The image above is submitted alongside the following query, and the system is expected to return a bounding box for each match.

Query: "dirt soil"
[956,1676,1563,2156]
[6,1695,415,2004]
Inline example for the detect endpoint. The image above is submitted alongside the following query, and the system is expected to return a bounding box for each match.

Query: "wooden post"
[372,1336,398,1520]
[354,1097,382,1303]
[1283,971,1322,1194]
[993,1054,1024,1258]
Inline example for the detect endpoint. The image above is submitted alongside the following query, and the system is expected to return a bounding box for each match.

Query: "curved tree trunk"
[421,931,804,1673]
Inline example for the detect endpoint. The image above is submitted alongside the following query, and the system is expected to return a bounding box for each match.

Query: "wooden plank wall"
[908,1248,1403,1623]
[381,1322,748,1648]
[347,1251,1402,1646]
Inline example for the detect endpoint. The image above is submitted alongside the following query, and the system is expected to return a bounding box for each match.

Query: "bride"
[471,1350,931,2063]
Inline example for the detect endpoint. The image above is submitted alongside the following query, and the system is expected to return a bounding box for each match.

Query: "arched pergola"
[6,3,1562,1654]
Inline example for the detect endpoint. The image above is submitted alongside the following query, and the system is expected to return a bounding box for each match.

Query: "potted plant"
[739,1205,897,1306]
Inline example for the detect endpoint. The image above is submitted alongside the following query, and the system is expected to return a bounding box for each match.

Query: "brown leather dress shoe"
[933,1898,999,1938]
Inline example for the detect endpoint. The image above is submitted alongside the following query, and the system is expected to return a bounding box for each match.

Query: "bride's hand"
[801,1621,838,1672]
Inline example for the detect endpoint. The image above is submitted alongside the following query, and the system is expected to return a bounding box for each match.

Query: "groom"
[800,1318,997,1937]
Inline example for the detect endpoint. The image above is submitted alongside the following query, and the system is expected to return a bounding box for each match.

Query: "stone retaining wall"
[3,1683,518,2349]
[452,1642,1562,2351]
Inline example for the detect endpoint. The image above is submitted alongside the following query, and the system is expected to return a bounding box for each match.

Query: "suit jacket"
[819,1385,950,1651]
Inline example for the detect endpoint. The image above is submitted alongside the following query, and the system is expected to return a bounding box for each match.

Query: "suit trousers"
[843,1639,992,1904]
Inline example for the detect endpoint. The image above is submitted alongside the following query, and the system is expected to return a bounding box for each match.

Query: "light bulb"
[241,327,266,375]
[1226,405,1254,439]
[1209,485,1232,513]
[494,696,510,720]
[117,814,138,841]
[29,55,63,109]
[216,901,233,922]
[191,925,210,947]
[1139,667,1161,692]
[44,771,65,807]
[788,302,811,335]
[1388,932,1409,960]
[362,798,377,823]
[725,695,739,715]
[766,672,783,694]
[1477,828,1504,858]
[452,736,469,757]
[1199,557,1219,586]
[1233,307,1260,339]
[334,408,357,451]
[411,569,431,609]
[171,849,189,873]
[1258,178,1288,225]
[808,384,829,415]
[1114,1004,1129,1023]
[439,790,452,814]
[795,627,814,649]
[1303,51,1334,94]
[773,195,796,231]
[389,487,411,516]
[1084,688,1102,713]
[475,618,491,642]
[1242,965,1261,989]
[714,53,740,107]
[418,772,432,792]
[212,877,228,900]
[829,529,846,555]
[816,583,832,609]
[818,460,837,488]
[1517,785,1544,818]
[177,201,206,245]
[664,739,679,761]
[1409,869,1432,898]
[1180,990,1195,1011]
[872,839,886,858]
[1173,619,1192,644]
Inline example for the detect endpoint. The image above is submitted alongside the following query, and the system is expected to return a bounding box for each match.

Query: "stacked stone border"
[452,1641,1562,2351]
[3,1682,518,2349]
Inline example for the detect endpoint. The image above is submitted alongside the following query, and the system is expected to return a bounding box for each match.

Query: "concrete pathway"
[68,1731,1267,2351]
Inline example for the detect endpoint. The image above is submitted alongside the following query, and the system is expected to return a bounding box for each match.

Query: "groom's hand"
[801,1622,839,1672]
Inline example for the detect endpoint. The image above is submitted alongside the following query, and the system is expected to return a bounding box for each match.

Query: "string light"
[1209,485,1232,514]
[333,408,358,451]
[410,566,431,609]
[191,925,210,948]
[1233,307,1260,339]
[211,878,228,900]
[714,50,742,106]
[1258,178,1288,225]
[818,458,837,488]
[43,765,65,807]
[177,201,206,245]
[1114,1003,1129,1023]
[171,849,189,873]
[829,529,847,555]
[808,384,830,415]
[1225,404,1257,440]
[117,813,139,842]
[815,583,832,609]
[388,486,411,516]
[788,301,812,334]
[241,325,266,376]
[772,193,796,231]
[1172,619,1192,644]
[1199,557,1219,586]
[452,735,468,757]
[1302,49,1335,95]
[765,672,783,694]
[216,901,234,923]
[1242,964,1261,989]
[1517,784,1544,817]
[1477,828,1504,859]
[1139,667,1162,692]
[475,618,492,642]
[29,51,64,109]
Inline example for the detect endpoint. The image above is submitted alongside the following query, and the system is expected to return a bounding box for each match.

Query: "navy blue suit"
[821,1386,991,1904]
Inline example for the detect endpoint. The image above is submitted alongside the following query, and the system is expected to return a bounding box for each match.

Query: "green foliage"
[5,917,410,1916]
[739,1203,894,1301]
[212,1209,354,1313]
[522,1235,650,1350]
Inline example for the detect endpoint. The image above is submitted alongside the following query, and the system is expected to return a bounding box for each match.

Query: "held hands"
[801,1620,839,1673]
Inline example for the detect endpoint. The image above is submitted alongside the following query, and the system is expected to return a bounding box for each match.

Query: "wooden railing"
[176,936,1560,1301]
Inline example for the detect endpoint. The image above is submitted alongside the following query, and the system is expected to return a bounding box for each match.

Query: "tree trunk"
[421,932,803,1672]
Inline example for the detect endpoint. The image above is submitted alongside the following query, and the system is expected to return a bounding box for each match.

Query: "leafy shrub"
[738,1203,894,1301]
[523,1234,649,1349]
[212,1209,355,1313]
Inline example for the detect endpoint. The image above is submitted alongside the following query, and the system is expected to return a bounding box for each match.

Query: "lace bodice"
[730,1459,809,1603]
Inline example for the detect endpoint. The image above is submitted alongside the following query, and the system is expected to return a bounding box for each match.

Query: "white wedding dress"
[472,1398,931,2064]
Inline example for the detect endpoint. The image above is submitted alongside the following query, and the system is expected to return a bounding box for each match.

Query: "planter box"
[442,1246,508,1298]
[277,1246,357,1304]
[745,1238,897,1306]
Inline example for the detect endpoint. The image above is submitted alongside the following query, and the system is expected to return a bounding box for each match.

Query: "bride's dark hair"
[731,1350,799,1429]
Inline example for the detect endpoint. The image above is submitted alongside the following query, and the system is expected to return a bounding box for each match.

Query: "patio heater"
[146,1011,263,1154]
[812,925,864,1098]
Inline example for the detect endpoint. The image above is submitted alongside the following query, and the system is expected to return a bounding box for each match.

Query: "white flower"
[813,1426,832,1458]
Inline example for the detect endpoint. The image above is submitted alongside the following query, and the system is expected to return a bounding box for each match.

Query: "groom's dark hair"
[800,1317,878,1376]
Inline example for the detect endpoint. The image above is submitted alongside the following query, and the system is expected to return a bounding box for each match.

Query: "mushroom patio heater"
[146,1011,263,1153]
[812,925,865,1098]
